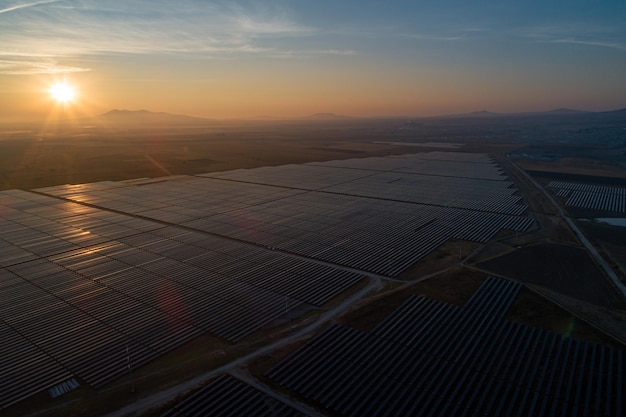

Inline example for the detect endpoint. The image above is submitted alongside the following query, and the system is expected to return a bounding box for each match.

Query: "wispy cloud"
[0,0,61,15]
[266,48,356,59]
[519,25,626,51]
[401,27,488,42]
[0,58,90,74]
[0,0,338,74]
[315,49,355,56]
[547,38,626,51]
[403,33,466,42]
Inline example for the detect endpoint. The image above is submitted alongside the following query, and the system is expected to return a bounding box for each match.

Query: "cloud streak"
[0,0,61,15]
[520,24,626,51]
[265,48,356,59]
[0,58,90,74]
[400,28,488,42]
[547,38,626,51]
[3,1,624,79]
[0,0,340,74]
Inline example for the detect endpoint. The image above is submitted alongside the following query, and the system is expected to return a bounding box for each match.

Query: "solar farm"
[548,181,626,213]
[36,152,532,276]
[267,277,624,417]
[3,150,609,414]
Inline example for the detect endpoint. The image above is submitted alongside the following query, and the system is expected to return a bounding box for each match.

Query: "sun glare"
[49,82,76,104]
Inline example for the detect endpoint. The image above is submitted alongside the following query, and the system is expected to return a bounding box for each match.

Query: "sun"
[49,82,76,104]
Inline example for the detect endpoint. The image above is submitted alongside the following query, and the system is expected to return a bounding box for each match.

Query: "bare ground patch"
[474,243,625,308]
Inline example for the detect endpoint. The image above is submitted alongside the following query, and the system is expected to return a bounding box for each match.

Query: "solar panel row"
[203,164,378,190]
[555,188,571,198]
[317,174,523,215]
[393,160,506,180]
[453,276,520,316]
[567,191,626,213]
[200,153,503,193]
[549,181,626,196]
[548,181,626,213]
[0,318,72,409]
[160,374,303,417]
[311,152,503,180]
[396,151,496,163]
[266,277,624,417]
[0,268,159,392]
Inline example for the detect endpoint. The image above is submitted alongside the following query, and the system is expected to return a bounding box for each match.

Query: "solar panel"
[266,277,625,417]
[159,374,304,417]
[548,181,626,213]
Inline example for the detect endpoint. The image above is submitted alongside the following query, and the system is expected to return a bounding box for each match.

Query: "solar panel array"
[0,189,365,409]
[548,181,626,213]
[38,152,532,277]
[266,277,624,417]
[396,151,496,163]
[2,152,532,409]
[160,374,303,417]
[205,155,521,215]
[0,318,72,409]
[314,152,509,181]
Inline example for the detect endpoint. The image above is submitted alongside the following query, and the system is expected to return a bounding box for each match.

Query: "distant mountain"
[543,108,590,115]
[433,108,597,119]
[468,110,501,117]
[593,108,626,117]
[305,113,353,120]
[99,109,211,125]
[433,110,503,119]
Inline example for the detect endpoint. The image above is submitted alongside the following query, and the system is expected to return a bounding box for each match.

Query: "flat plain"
[2,112,625,416]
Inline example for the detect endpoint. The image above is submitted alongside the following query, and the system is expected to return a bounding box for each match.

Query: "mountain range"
[92,107,626,124]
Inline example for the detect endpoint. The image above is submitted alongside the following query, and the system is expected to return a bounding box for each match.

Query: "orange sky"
[1,1,625,122]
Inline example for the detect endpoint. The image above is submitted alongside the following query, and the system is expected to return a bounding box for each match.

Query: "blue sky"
[1,0,625,119]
